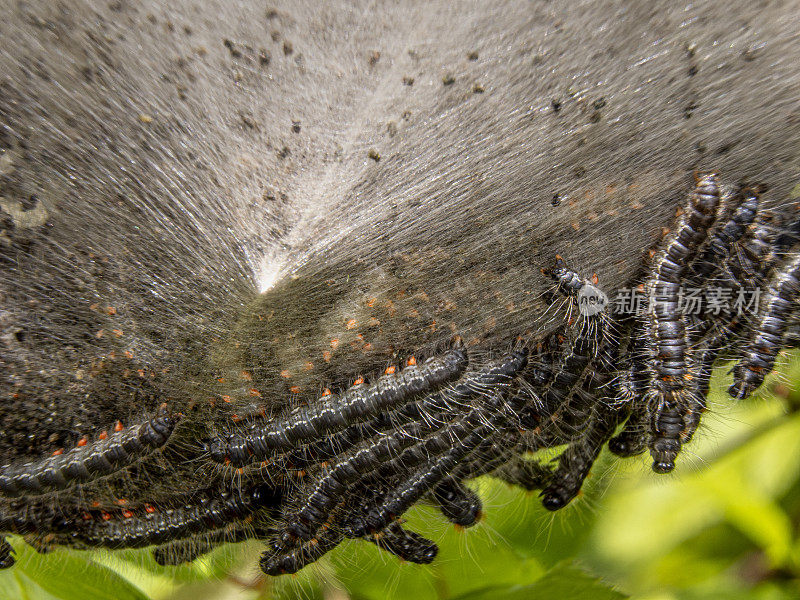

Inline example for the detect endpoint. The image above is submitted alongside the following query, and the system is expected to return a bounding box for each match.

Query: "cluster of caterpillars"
[1,174,798,576]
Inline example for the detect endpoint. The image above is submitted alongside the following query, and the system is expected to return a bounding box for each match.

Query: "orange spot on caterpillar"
[112,329,123,337]
[363,343,373,351]
[304,361,314,371]
[237,468,245,475]
[123,350,133,359]
[249,388,261,397]
[82,512,92,521]
[98,431,108,440]
[406,356,417,366]
[280,369,291,379]
[52,449,64,456]
[240,370,252,381]
[571,221,580,230]
[591,273,599,285]
[322,351,332,362]
[122,510,134,518]
[137,369,146,377]
[290,385,301,394]
[366,297,376,307]
[106,306,117,315]
[353,376,365,385]
[346,318,357,329]
[101,511,111,521]
[77,437,88,447]
[96,329,105,339]
[222,395,233,403]
[322,388,331,397]
[114,421,124,432]
[144,504,156,514]
[330,338,340,350]
[231,414,241,422]
[217,377,225,383]
[116,498,128,505]
[89,303,99,311]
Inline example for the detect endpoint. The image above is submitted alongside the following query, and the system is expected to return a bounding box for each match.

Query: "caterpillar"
[70,485,279,549]
[644,173,721,473]
[0,405,178,498]
[730,253,800,399]
[207,347,468,466]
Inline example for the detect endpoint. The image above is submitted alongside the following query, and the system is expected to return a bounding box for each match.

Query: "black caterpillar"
[0,405,178,497]
[67,486,280,550]
[207,349,468,466]
[643,174,721,473]
[730,253,800,399]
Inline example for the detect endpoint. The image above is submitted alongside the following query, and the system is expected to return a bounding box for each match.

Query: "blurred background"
[3,352,800,600]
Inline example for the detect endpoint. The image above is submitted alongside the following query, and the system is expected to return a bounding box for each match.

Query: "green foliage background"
[3,354,800,600]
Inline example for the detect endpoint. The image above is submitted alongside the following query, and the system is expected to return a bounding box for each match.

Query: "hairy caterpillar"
[730,253,800,398]
[0,406,178,497]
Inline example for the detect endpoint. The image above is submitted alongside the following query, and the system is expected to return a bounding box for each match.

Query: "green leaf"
[448,561,627,600]
[3,540,150,600]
